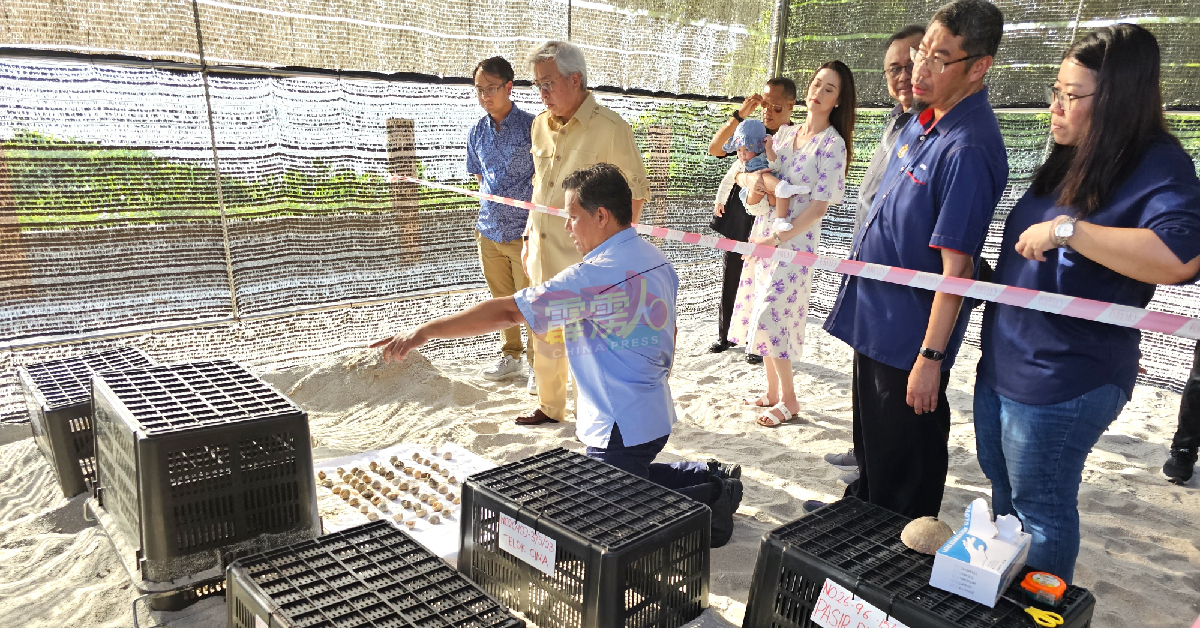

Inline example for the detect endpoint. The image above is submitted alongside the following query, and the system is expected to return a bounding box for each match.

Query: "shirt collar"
[918,87,990,134]
[553,91,599,130]
[584,227,639,262]
[486,104,516,130]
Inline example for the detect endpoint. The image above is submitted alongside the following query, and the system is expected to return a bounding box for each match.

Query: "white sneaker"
[527,371,537,395]
[482,355,523,381]
[771,218,793,233]
[774,181,811,198]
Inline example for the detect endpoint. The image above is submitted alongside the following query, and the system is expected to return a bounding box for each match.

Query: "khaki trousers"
[527,214,583,421]
[475,231,533,360]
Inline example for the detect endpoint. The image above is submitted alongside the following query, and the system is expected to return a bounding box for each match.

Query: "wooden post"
[642,125,672,228]
[0,148,32,301]
[386,118,421,265]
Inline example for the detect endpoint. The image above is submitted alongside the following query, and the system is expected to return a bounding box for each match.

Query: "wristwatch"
[731,110,744,122]
[1052,216,1078,248]
[918,347,946,361]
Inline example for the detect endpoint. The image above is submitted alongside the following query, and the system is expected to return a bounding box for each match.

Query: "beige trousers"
[475,231,533,360]
[527,214,583,421]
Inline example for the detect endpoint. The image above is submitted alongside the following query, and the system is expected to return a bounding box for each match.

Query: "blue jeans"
[973,381,1128,583]
[585,425,716,505]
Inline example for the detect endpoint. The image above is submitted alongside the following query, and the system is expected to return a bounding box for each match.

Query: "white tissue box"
[929,498,1031,607]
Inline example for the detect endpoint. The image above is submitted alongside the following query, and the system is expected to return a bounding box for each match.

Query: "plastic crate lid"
[768,498,1093,628]
[95,360,300,434]
[233,520,524,628]
[20,347,153,411]
[467,448,708,550]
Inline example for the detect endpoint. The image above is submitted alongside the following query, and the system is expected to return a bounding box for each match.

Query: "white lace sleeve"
[715,160,742,205]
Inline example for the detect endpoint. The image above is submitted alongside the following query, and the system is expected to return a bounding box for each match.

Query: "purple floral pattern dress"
[728,125,846,359]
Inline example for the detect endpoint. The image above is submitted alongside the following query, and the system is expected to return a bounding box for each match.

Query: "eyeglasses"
[762,103,788,114]
[1045,85,1094,112]
[475,84,506,98]
[532,75,566,93]
[911,47,982,74]
[884,62,914,79]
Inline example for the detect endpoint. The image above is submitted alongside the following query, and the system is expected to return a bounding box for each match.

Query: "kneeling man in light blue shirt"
[372,163,743,547]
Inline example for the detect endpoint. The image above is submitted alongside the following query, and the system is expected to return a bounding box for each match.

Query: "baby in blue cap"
[714,119,806,233]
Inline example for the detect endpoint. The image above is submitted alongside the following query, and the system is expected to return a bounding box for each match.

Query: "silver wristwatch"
[1052,216,1078,248]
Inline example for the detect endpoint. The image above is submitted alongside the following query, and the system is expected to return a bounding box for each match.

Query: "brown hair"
[815,60,857,174]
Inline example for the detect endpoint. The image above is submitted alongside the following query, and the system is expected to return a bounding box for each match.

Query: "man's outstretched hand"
[369,328,427,364]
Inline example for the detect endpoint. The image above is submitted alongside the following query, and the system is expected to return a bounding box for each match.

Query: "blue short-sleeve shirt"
[824,88,1009,371]
[466,106,536,243]
[978,137,1200,405]
[513,228,678,448]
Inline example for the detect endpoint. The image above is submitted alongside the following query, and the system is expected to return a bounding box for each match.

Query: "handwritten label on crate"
[255,614,268,628]
[498,513,557,576]
[810,578,910,628]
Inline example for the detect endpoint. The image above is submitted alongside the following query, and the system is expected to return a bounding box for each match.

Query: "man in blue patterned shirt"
[466,56,537,381]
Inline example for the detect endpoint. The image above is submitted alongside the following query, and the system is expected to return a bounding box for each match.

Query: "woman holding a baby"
[721,61,857,427]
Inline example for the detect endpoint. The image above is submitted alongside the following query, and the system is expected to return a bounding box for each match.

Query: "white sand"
[0,319,1197,627]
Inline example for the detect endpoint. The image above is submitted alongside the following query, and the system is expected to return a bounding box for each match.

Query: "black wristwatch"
[731,111,744,122]
[918,347,946,361]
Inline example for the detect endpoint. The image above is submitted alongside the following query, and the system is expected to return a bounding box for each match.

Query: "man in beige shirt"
[517,40,651,426]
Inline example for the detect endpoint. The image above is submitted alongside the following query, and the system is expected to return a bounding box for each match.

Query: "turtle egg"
[359,505,369,514]
[349,497,360,507]
[448,476,457,485]
[453,497,461,505]
[405,520,416,529]
[322,479,334,488]
[385,470,395,480]
[367,512,379,522]
[369,461,379,471]
[317,470,327,480]
[412,453,421,461]
[429,514,441,525]
[439,468,449,477]
[389,455,399,464]
[432,502,443,513]
[438,485,448,495]
[442,452,452,460]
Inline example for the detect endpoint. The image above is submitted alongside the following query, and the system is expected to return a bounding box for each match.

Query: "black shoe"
[746,353,764,365]
[710,477,743,548]
[801,499,827,515]
[709,340,734,353]
[707,459,742,480]
[1163,447,1197,484]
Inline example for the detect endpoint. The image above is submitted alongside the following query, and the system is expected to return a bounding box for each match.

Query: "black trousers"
[844,351,951,518]
[1171,341,1200,450]
[718,249,744,343]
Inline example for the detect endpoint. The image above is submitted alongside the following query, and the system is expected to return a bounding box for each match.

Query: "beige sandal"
[742,395,774,408]
[756,402,797,427]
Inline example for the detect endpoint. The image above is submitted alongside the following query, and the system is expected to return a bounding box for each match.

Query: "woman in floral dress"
[728,60,857,427]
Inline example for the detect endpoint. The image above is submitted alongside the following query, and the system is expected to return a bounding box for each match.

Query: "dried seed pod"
[369,461,379,471]
[446,492,456,501]
[349,497,360,507]
[410,486,420,495]
[403,466,413,475]
[389,455,399,464]
[443,452,452,460]
[359,505,369,514]
[428,478,439,489]
[432,502,443,513]
[393,513,404,523]
[421,458,430,466]
[405,520,416,529]
[415,508,427,518]
[322,479,334,488]
[378,502,389,513]
[429,514,441,525]
[401,499,413,509]
[438,485,448,495]
[412,452,421,461]
[350,466,360,476]
[419,493,430,503]
[317,470,327,480]
[371,480,382,490]
[385,470,395,480]
[448,476,457,485]
[336,467,345,475]
[372,496,383,506]
[453,497,461,505]
[367,512,379,522]
[355,482,366,493]
[430,462,440,471]
[398,481,409,491]
[341,491,352,502]
[439,468,449,477]
[362,488,374,499]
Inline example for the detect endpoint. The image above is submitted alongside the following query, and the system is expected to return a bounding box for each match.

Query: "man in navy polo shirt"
[821,0,1008,519]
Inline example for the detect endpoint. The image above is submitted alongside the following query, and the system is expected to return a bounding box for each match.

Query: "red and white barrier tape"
[395,175,1200,341]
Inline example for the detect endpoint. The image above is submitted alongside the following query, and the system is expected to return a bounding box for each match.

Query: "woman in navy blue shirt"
[976,24,1200,583]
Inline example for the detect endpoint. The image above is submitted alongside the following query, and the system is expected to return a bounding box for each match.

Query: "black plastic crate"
[742,498,1096,628]
[18,347,154,497]
[91,359,320,584]
[227,520,526,628]
[459,448,710,628]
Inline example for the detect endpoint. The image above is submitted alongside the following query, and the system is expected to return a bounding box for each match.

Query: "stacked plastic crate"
[89,359,320,610]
